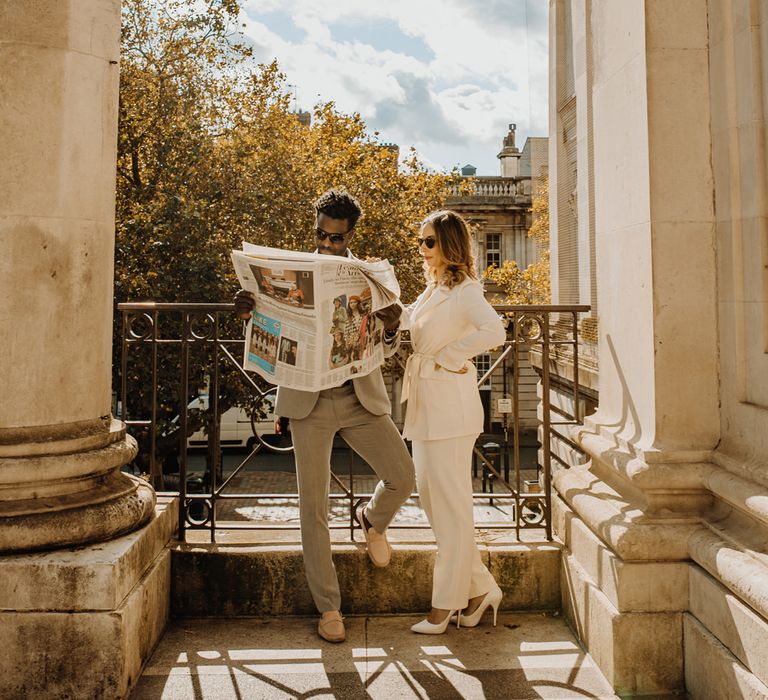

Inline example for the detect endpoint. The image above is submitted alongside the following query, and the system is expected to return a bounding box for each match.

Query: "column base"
[0,418,155,553]
[0,496,177,699]
[555,493,686,695]
[561,550,684,694]
[0,471,155,552]
[561,420,768,695]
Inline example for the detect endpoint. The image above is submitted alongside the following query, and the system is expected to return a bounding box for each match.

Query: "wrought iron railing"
[118,302,589,542]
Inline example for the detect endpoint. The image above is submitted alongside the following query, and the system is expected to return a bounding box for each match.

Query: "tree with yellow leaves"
[115,0,454,309]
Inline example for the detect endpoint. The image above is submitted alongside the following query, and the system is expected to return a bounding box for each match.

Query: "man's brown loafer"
[356,506,392,567]
[318,610,345,643]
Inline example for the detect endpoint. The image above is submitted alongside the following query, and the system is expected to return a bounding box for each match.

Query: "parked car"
[185,393,277,450]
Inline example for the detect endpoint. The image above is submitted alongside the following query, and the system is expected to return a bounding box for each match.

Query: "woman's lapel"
[411,284,451,323]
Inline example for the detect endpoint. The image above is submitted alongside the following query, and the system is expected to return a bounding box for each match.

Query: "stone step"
[131,614,618,699]
[171,533,561,617]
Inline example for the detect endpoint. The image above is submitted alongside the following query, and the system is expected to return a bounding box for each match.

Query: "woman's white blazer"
[401,277,506,441]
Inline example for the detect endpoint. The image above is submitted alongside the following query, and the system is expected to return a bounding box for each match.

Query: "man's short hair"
[314,188,363,230]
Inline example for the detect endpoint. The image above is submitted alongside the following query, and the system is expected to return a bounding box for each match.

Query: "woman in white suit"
[401,210,507,634]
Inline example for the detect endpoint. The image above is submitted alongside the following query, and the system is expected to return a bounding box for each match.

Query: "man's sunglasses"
[417,236,437,249]
[315,227,350,244]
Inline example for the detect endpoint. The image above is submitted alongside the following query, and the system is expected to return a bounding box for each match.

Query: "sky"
[238,0,548,175]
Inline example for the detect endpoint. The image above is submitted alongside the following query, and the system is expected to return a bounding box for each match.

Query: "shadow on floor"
[131,613,616,699]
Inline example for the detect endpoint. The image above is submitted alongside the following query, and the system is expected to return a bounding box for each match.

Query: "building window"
[475,353,492,390]
[486,233,501,268]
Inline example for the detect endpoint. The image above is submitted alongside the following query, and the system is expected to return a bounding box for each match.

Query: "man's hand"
[234,289,255,319]
[376,303,402,331]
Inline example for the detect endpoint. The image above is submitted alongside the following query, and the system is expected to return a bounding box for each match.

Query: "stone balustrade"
[450,176,532,198]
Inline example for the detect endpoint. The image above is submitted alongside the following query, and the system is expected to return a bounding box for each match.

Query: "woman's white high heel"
[410,610,459,634]
[454,586,503,628]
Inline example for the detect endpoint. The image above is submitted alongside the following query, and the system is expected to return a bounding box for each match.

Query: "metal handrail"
[118,302,590,541]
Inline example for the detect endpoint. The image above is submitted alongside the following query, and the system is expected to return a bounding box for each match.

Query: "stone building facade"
[548,0,768,696]
[450,124,545,280]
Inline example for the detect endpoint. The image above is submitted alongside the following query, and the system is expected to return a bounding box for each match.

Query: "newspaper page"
[231,245,402,392]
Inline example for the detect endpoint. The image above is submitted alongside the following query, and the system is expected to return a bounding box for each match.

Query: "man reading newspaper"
[231,236,402,389]
[234,189,415,644]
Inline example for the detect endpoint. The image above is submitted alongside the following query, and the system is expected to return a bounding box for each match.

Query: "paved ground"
[174,445,541,530]
[211,472,530,528]
[181,462,540,533]
[137,452,610,698]
[131,614,617,700]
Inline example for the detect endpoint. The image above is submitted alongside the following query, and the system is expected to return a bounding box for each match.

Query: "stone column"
[552,0,718,694]
[584,3,719,451]
[0,0,154,552]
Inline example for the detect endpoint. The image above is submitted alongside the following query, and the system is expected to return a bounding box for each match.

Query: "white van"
[186,394,277,450]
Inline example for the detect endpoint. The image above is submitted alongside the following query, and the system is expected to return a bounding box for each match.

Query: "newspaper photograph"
[231,244,402,392]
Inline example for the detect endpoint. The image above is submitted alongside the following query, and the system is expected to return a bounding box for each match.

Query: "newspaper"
[231,243,402,391]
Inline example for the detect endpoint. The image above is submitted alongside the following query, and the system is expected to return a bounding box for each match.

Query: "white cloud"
[239,0,548,174]
[291,13,333,45]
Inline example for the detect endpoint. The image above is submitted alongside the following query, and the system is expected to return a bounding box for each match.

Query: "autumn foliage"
[115,0,457,309]
[483,178,551,304]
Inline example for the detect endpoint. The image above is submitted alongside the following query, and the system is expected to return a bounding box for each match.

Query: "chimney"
[380,142,400,159]
[497,122,521,177]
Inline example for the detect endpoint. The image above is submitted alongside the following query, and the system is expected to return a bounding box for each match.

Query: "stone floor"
[131,613,616,699]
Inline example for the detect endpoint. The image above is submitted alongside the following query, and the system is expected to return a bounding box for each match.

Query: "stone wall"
[686,2,768,697]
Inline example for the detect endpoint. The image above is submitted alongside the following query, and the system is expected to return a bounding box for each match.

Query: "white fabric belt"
[400,352,433,406]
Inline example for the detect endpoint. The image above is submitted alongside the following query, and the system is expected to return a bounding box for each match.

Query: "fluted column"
[0,0,154,551]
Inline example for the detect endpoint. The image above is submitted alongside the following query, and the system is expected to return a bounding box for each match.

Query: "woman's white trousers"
[412,435,497,610]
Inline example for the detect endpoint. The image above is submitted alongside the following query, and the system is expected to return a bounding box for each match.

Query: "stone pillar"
[0,1,154,551]
[551,0,717,694]
[586,3,719,452]
[0,5,171,696]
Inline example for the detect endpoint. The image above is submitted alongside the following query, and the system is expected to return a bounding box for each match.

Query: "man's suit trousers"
[290,383,415,612]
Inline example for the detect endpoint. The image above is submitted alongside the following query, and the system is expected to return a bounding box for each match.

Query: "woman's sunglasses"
[315,228,349,244]
[416,236,437,249]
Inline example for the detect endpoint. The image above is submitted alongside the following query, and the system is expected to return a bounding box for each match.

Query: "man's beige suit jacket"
[275,367,394,419]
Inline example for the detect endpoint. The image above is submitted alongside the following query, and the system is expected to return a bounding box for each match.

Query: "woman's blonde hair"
[421,209,477,288]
